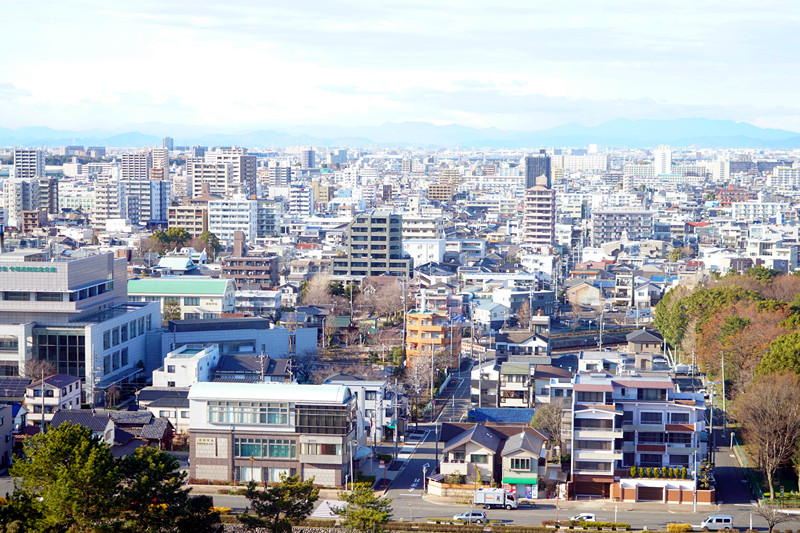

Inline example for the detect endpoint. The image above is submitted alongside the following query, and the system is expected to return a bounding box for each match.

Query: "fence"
[730,436,764,501]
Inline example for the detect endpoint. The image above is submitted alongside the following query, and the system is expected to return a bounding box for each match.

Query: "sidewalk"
[421,493,721,513]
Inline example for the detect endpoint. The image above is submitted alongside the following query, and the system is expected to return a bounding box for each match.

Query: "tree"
[757,331,800,377]
[516,301,531,330]
[238,474,319,533]
[117,446,191,532]
[195,231,222,259]
[163,297,182,326]
[304,274,333,306]
[10,423,122,531]
[530,399,565,448]
[165,227,192,249]
[668,247,684,262]
[374,282,405,319]
[745,265,781,283]
[335,483,393,533]
[732,372,800,499]
[753,502,795,533]
[22,359,57,380]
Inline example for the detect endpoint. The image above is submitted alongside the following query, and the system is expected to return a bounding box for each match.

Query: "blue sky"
[2,0,798,132]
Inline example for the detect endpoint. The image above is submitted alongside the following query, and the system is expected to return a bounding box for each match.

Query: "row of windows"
[102,316,150,350]
[103,348,129,375]
[235,438,296,459]
[208,401,290,425]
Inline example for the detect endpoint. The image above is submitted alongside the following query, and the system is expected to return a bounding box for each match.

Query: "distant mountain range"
[2,118,800,149]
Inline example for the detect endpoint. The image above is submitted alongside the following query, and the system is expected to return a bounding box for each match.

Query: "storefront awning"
[385,421,396,429]
[503,477,538,485]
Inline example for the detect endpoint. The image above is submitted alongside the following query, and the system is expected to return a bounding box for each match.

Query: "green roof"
[502,476,537,485]
[128,277,231,296]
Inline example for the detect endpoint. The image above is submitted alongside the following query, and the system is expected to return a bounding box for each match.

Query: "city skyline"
[3,1,799,132]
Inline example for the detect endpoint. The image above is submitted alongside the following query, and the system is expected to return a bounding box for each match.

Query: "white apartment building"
[208,195,259,246]
[288,184,315,217]
[3,178,40,228]
[403,238,446,266]
[206,148,257,196]
[522,186,556,246]
[187,158,233,198]
[731,200,787,223]
[401,215,446,240]
[11,149,45,179]
[120,152,152,180]
[653,145,672,175]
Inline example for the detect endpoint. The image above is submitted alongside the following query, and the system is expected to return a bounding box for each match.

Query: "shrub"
[667,523,693,533]
[662,467,668,478]
[210,506,232,515]
[646,467,652,478]
[654,468,660,479]
[630,466,637,477]
[638,467,645,477]
[669,467,676,478]
[681,467,687,479]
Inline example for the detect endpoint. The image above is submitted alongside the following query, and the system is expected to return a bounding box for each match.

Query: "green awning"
[503,477,537,485]
[385,422,396,429]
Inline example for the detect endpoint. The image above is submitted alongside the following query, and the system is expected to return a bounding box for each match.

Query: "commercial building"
[332,211,412,279]
[127,276,236,320]
[188,382,359,485]
[0,250,161,405]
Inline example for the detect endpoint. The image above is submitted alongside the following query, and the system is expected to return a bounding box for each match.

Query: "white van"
[700,515,733,530]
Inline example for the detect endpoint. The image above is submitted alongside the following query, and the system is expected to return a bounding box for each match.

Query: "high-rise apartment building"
[162,137,174,151]
[524,150,552,189]
[300,148,316,169]
[121,152,152,180]
[427,183,454,203]
[4,179,40,229]
[268,163,292,187]
[208,194,259,246]
[522,186,556,246]
[206,148,257,196]
[187,158,233,198]
[590,210,654,245]
[12,149,45,179]
[653,145,672,175]
[332,211,412,279]
[151,148,169,175]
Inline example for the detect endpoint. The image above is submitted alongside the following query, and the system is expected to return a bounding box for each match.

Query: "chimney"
[233,231,246,257]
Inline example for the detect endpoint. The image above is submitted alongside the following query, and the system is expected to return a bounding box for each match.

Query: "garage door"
[576,481,609,498]
[637,486,664,501]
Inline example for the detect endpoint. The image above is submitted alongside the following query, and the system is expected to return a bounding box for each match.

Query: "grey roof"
[502,429,546,457]
[214,355,291,377]
[137,387,190,403]
[32,374,81,389]
[140,417,172,440]
[443,423,505,454]
[146,396,190,408]
[51,410,110,432]
[626,329,663,343]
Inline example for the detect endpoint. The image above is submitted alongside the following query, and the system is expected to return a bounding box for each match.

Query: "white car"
[571,513,597,522]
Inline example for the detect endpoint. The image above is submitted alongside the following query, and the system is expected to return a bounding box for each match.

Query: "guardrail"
[730,435,764,501]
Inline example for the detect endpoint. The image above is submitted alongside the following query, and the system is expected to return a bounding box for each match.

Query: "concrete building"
[127,276,236,320]
[121,152,152,180]
[25,373,82,427]
[188,382,359,485]
[591,210,654,246]
[208,195,258,246]
[522,186,556,246]
[206,148,257,196]
[300,148,316,169]
[653,145,672,175]
[11,149,45,179]
[570,373,705,500]
[524,150,552,189]
[4,178,40,229]
[405,309,462,368]
[403,238,446,266]
[332,211,412,279]
[152,344,220,388]
[187,158,233,198]
[168,204,208,239]
[0,250,160,405]
[0,403,11,468]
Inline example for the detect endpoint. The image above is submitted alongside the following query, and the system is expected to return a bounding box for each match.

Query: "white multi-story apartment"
[653,145,672,175]
[11,149,45,179]
[208,195,259,246]
[403,238,446,266]
[205,148,257,196]
[187,158,233,198]
[3,178,40,228]
[731,199,788,224]
[522,186,556,246]
[120,152,152,180]
[591,210,654,246]
[570,373,705,501]
[152,344,220,388]
[288,184,315,217]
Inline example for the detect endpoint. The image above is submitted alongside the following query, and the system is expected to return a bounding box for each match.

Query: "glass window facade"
[34,328,86,377]
[234,438,296,458]
[207,401,289,425]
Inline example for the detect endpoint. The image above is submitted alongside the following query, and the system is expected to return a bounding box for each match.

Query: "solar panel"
[0,377,32,398]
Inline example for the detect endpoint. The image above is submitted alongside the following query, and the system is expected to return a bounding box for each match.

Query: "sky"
[2,0,799,133]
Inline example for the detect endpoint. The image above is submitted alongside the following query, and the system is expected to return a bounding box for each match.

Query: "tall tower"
[300,148,316,169]
[524,149,552,189]
[654,145,672,175]
[12,149,45,179]
[162,137,174,151]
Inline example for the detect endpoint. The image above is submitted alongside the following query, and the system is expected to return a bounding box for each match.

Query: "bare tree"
[530,398,566,448]
[516,301,531,330]
[753,502,795,533]
[23,359,58,380]
[374,281,405,320]
[403,354,434,427]
[732,372,800,499]
[303,273,332,306]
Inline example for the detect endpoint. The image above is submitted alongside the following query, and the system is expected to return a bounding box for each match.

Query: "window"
[180,411,189,418]
[670,412,690,424]
[639,432,665,443]
[36,292,62,302]
[121,348,128,367]
[103,331,111,350]
[103,355,111,374]
[575,440,611,450]
[45,390,53,397]
[365,390,377,401]
[641,412,663,424]
[640,454,662,467]
[167,365,176,373]
[184,313,200,320]
[32,389,42,397]
[637,388,666,401]
[209,401,290,426]
[202,313,217,319]
[669,454,690,466]
[184,297,199,306]
[470,454,488,464]
[167,381,175,387]
[301,443,339,456]
[510,458,530,470]
[129,321,137,337]
[575,461,611,472]
[120,324,128,342]
[112,327,120,346]
[159,410,172,417]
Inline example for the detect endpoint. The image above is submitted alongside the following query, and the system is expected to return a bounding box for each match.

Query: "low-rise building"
[188,382,359,485]
[152,344,220,388]
[128,276,236,320]
[25,374,82,427]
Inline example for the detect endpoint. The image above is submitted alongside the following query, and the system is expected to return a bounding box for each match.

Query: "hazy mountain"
[1,118,798,149]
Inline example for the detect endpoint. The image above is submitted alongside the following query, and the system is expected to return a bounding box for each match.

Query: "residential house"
[440,423,505,484]
[25,374,82,427]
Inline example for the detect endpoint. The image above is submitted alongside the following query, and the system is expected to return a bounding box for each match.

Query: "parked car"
[570,514,597,522]
[699,515,733,530]
[453,511,487,523]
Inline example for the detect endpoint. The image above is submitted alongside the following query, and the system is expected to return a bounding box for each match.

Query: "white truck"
[473,488,517,509]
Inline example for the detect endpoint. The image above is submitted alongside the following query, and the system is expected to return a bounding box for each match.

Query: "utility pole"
[393,378,399,461]
[721,351,726,435]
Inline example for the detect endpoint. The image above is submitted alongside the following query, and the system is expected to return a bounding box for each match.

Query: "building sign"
[0,265,57,273]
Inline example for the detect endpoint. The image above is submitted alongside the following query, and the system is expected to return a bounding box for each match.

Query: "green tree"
[668,248,684,262]
[10,423,122,531]
[163,297,182,326]
[165,227,192,248]
[238,474,319,533]
[335,483,393,533]
[195,231,222,258]
[117,446,191,532]
[757,331,800,376]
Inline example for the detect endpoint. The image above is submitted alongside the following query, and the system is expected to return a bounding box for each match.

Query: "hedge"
[666,524,692,533]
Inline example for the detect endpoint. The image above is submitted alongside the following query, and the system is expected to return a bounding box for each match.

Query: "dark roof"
[139,417,172,440]
[323,373,364,383]
[442,423,505,454]
[626,329,663,343]
[168,317,269,333]
[533,365,572,380]
[469,408,536,424]
[30,374,81,389]
[51,410,110,432]
[146,396,190,408]
[214,355,291,377]
[502,429,547,456]
[0,377,32,399]
[137,387,190,403]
